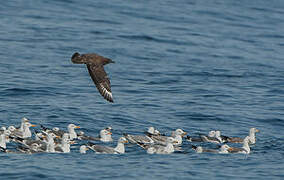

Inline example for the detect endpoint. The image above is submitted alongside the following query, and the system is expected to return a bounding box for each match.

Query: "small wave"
[2,88,54,97]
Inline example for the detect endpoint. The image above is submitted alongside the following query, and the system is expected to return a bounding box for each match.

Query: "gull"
[218,144,231,154]
[54,133,71,153]
[79,145,89,154]
[97,129,113,142]
[191,145,219,153]
[0,133,8,148]
[19,117,29,132]
[9,122,36,138]
[0,128,11,143]
[139,137,178,154]
[87,137,128,154]
[79,129,113,142]
[77,128,111,142]
[226,136,251,154]
[199,131,222,144]
[224,128,260,144]
[144,127,164,136]
[71,52,115,103]
[123,127,161,144]
[150,129,187,145]
[41,124,80,140]
[185,135,203,142]
[17,144,43,154]
[123,132,154,144]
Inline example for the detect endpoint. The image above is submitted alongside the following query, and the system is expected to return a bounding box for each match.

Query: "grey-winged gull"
[191,145,219,153]
[9,122,36,139]
[222,128,259,144]
[79,145,89,154]
[226,136,251,154]
[149,129,187,146]
[87,137,128,154]
[139,137,178,154]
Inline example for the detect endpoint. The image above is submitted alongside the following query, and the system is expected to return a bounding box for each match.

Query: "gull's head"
[24,122,36,128]
[175,129,187,137]
[220,144,230,151]
[22,117,29,123]
[147,147,156,154]
[53,127,60,131]
[8,126,16,132]
[49,132,59,139]
[154,129,160,135]
[80,145,89,153]
[250,128,260,133]
[4,130,11,136]
[30,143,39,151]
[78,131,85,136]
[62,133,70,140]
[36,132,43,138]
[68,124,80,130]
[196,146,203,153]
[215,131,221,137]
[105,126,112,131]
[118,137,128,144]
[100,129,112,137]
[1,127,6,131]
[166,137,178,144]
[208,131,216,137]
[147,127,155,134]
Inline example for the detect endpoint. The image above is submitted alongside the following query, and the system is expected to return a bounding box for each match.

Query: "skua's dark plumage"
[71,52,115,103]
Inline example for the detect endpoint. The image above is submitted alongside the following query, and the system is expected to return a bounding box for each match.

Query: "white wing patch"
[100,83,113,100]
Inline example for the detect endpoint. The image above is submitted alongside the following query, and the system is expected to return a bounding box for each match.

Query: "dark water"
[1,0,284,179]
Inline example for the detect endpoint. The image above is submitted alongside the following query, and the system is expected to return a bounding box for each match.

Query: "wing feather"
[87,64,114,102]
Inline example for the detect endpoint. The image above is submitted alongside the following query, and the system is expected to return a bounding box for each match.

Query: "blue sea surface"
[0,0,284,179]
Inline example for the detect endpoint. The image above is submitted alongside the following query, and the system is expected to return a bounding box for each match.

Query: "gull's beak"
[108,132,112,135]
[6,136,9,140]
[75,126,80,129]
[55,135,60,138]
[70,141,76,144]
[124,140,128,143]
[173,140,179,144]
[255,129,260,133]
[109,59,115,63]
[31,124,37,127]
[182,132,187,137]
[228,147,233,151]
[41,135,46,138]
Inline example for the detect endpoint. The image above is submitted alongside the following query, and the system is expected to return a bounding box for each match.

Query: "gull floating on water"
[199,131,222,144]
[222,128,260,144]
[139,137,178,154]
[54,133,71,153]
[123,127,161,144]
[78,127,113,142]
[226,136,251,154]
[87,137,128,154]
[150,129,187,146]
[0,133,8,149]
[79,145,89,154]
[191,145,219,153]
[19,117,29,132]
[41,124,80,140]
[9,122,36,139]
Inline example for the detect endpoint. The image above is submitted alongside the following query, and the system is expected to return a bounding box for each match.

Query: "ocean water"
[0,0,284,179]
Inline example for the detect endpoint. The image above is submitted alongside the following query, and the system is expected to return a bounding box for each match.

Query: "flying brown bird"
[71,52,115,103]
